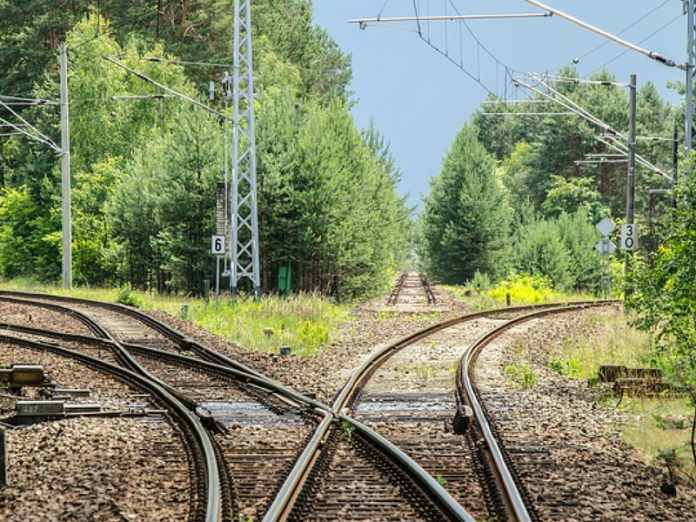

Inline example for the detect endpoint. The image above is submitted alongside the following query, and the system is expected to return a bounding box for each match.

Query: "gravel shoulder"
[475,308,696,521]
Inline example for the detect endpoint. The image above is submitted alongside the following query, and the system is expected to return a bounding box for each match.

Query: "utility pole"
[624,74,637,305]
[686,0,696,167]
[60,43,72,290]
[673,124,679,208]
[231,0,261,299]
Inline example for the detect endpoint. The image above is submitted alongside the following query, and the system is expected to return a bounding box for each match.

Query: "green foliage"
[548,356,581,377]
[418,125,509,284]
[509,208,601,292]
[341,419,356,443]
[504,363,536,388]
[629,175,696,395]
[0,185,60,281]
[116,283,143,308]
[181,293,347,356]
[475,68,676,221]
[296,320,330,352]
[542,176,608,223]
[488,273,556,304]
[468,270,492,292]
[0,7,408,297]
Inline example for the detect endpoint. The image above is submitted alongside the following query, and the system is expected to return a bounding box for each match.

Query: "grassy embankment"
[0,278,347,356]
[445,276,694,486]
[546,310,694,486]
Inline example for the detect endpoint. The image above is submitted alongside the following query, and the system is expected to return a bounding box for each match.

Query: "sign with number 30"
[621,224,637,251]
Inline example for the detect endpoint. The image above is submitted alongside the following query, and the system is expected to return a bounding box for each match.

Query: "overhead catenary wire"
[548,0,672,72]
[515,0,683,68]
[0,100,62,152]
[107,55,234,68]
[588,13,683,76]
[102,55,232,121]
[513,75,673,181]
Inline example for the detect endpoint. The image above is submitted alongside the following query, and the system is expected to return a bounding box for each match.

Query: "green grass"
[549,310,653,379]
[504,363,536,388]
[619,397,695,485]
[0,278,348,356]
[177,294,348,356]
[442,283,593,312]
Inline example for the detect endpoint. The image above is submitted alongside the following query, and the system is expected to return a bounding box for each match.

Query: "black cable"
[588,13,681,76]
[548,0,672,73]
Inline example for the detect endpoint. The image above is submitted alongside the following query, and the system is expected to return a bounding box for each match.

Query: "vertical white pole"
[60,43,72,290]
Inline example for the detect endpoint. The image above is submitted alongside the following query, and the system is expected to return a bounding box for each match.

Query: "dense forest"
[418,68,679,294]
[0,1,412,299]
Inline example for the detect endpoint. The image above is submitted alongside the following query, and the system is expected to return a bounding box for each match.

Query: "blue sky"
[312,1,686,210]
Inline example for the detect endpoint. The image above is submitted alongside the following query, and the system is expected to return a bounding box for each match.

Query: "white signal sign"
[621,224,638,251]
[595,217,615,237]
[595,238,616,256]
[211,235,226,256]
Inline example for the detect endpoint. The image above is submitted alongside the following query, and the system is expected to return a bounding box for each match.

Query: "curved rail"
[458,301,614,522]
[266,300,614,522]
[0,290,267,379]
[0,331,220,522]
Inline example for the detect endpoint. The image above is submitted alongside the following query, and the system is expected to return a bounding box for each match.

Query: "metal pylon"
[686,0,696,165]
[231,0,260,298]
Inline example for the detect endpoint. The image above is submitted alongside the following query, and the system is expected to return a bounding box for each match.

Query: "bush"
[488,273,556,304]
[116,283,143,308]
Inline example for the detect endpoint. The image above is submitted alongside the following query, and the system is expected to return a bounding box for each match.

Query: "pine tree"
[419,125,508,284]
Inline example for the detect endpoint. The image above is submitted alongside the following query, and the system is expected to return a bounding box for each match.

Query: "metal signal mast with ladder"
[231,0,261,299]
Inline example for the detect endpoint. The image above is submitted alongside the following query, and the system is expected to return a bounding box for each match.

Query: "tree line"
[0,3,412,299]
[418,68,679,294]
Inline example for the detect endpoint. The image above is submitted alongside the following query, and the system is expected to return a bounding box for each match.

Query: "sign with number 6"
[211,235,226,256]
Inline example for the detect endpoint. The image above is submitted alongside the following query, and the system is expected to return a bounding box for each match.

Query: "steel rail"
[459,301,614,522]
[333,300,609,413]
[267,300,615,522]
[0,290,267,379]
[0,316,331,414]
[0,296,200,409]
[0,295,229,521]
[420,273,437,305]
[387,273,406,306]
[0,331,220,522]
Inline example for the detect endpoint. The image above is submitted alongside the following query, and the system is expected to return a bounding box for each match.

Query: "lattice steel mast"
[231,0,261,298]
[685,0,696,164]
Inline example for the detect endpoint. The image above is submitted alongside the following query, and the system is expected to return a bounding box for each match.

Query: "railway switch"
[0,365,47,387]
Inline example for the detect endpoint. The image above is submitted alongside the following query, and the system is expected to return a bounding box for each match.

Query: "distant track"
[387,272,436,307]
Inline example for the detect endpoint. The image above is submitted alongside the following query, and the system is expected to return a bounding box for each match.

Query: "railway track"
[0,331,216,522]
[0,293,328,522]
[0,291,616,522]
[265,300,614,522]
[387,272,436,307]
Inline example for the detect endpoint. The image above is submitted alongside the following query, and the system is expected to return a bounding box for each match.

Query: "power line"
[107,55,234,68]
[588,14,683,76]
[548,0,672,72]
[517,0,682,68]
[102,55,232,121]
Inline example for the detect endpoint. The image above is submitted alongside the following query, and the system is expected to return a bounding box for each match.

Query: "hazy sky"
[312,1,686,210]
